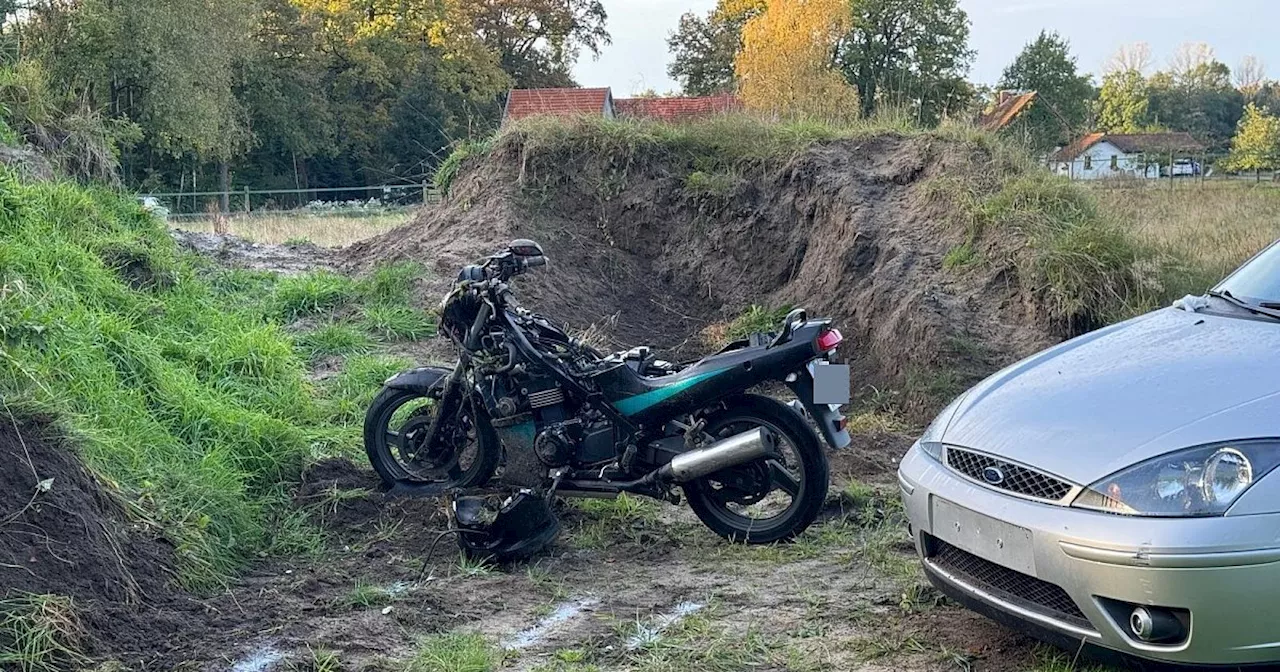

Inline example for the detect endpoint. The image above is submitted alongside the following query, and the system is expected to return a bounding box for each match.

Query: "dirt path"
[179,437,1043,672]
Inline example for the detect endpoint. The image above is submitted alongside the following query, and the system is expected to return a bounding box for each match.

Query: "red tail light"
[816,328,843,352]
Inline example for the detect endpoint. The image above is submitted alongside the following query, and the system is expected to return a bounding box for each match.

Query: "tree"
[833,0,974,123]
[1236,55,1267,97]
[1223,103,1280,179]
[463,0,610,88]
[666,0,764,96]
[997,31,1094,152]
[735,0,858,119]
[1097,68,1152,133]
[1105,42,1152,75]
[1168,42,1216,83]
[1147,58,1243,149]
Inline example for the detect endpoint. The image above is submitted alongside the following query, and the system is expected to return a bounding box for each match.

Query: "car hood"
[940,307,1280,485]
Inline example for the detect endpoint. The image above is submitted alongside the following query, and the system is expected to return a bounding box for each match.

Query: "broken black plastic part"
[453,492,560,564]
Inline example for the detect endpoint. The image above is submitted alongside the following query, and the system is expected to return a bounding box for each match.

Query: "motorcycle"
[364,239,851,559]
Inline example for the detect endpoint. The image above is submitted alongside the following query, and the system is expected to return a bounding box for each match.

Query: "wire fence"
[140,183,443,220]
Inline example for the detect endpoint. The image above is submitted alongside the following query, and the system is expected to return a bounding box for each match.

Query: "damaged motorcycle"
[364,240,851,561]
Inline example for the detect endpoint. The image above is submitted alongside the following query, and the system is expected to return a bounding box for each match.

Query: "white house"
[1050,132,1206,180]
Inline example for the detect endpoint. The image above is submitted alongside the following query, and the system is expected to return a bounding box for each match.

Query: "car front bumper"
[898,443,1280,666]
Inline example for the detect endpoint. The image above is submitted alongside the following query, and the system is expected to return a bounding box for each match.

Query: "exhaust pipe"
[1130,606,1184,643]
[655,428,777,483]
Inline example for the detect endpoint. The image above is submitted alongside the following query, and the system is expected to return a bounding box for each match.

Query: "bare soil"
[346,134,1057,416]
[3,412,1041,671]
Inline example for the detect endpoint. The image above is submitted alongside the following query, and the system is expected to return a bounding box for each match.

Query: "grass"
[0,170,436,590]
[170,210,412,247]
[361,304,436,341]
[565,494,664,549]
[1091,181,1280,294]
[408,633,499,672]
[0,595,87,672]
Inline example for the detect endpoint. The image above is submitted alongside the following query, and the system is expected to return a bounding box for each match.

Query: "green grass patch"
[274,270,356,319]
[0,172,426,589]
[434,137,498,197]
[0,594,87,672]
[408,632,500,672]
[295,322,375,360]
[725,305,791,342]
[361,305,437,341]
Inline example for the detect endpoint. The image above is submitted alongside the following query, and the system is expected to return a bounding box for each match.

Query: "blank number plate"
[931,497,1035,575]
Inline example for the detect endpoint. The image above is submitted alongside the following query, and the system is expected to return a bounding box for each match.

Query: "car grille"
[945,447,1073,502]
[926,536,1091,630]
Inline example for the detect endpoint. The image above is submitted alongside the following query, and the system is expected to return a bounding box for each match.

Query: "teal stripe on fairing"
[611,370,726,416]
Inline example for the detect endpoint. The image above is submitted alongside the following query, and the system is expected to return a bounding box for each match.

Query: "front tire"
[363,386,501,488]
[683,394,830,544]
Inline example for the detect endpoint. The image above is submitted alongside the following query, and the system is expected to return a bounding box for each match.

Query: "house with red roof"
[614,94,743,121]
[978,91,1037,132]
[1049,132,1206,180]
[502,88,615,124]
[502,87,742,124]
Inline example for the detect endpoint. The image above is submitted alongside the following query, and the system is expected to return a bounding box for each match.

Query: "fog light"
[1130,606,1185,643]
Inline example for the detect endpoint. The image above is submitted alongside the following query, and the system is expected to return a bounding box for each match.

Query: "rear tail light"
[815,328,843,352]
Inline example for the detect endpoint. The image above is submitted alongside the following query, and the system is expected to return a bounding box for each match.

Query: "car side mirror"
[509,239,544,258]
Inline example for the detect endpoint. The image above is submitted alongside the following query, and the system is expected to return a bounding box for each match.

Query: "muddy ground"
[0,231,1073,672]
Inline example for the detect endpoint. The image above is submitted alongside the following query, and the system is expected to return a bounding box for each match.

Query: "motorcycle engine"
[486,374,615,474]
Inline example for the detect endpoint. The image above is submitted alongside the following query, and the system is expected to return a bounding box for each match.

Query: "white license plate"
[931,497,1035,575]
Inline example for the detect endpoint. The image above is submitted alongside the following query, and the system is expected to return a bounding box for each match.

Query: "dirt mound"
[0,417,194,663]
[346,127,1058,414]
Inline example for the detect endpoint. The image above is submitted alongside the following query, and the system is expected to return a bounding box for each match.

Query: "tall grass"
[170,210,411,247]
[1091,182,1280,295]
[0,172,429,590]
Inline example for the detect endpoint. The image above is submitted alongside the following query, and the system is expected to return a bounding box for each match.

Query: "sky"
[573,0,1280,96]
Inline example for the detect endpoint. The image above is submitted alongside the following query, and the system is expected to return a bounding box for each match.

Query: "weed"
[362,305,436,341]
[275,271,356,319]
[725,305,792,342]
[408,632,499,672]
[296,323,374,360]
[942,243,976,269]
[298,646,342,672]
[357,261,424,306]
[1024,644,1118,672]
[0,594,87,672]
[455,552,495,577]
[435,136,498,196]
[342,580,401,609]
[566,494,663,549]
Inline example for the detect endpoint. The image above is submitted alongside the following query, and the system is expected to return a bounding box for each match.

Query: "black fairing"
[593,320,833,425]
[384,366,451,394]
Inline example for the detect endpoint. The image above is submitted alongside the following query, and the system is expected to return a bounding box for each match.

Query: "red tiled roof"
[978,91,1037,131]
[503,88,612,122]
[1050,132,1206,161]
[614,94,743,121]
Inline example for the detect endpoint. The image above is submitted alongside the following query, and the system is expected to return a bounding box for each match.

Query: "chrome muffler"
[657,428,777,483]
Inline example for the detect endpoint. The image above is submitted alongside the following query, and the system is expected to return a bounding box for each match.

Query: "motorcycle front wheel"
[683,394,830,544]
[363,386,501,488]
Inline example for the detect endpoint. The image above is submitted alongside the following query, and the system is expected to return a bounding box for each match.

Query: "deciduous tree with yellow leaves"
[734,0,858,120]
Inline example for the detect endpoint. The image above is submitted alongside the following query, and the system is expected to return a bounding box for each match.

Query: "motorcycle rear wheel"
[363,386,501,488]
[683,394,830,544]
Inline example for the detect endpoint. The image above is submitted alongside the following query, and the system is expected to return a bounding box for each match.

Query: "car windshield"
[1215,239,1280,305]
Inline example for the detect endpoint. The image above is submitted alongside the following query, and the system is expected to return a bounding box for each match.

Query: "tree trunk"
[219,162,230,214]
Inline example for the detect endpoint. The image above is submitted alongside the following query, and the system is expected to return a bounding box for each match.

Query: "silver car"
[899,240,1280,666]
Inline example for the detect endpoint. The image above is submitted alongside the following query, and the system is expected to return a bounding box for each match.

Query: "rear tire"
[363,386,501,488]
[683,394,829,544]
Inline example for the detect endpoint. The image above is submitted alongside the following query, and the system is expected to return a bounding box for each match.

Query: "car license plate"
[931,497,1035,575]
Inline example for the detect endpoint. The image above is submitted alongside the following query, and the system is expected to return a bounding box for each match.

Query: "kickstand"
[545,467,569,504]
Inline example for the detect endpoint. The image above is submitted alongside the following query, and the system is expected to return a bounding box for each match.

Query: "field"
[7,116,1278,672]
[170,210,414,248]
[1089,181,1280,293]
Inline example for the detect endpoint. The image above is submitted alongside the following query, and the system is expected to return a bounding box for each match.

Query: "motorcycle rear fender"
[384,366,452,394]
[787,366,852,450]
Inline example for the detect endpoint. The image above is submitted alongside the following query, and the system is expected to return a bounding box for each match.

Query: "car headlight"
[914,393,967,464]
[1072,441,1280,517]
